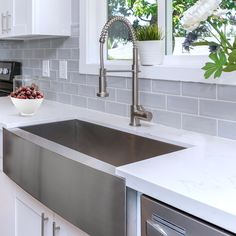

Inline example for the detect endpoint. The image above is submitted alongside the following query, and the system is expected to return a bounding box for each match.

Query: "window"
[79,0,236,83]
[173,0,236,55]
[107,0,158,60]
[106,0,236,57]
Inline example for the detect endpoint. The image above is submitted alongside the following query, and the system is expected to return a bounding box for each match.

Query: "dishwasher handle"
[146,220,168,236]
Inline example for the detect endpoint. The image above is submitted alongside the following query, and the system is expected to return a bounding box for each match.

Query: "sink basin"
[3,119,185,236]
[21,119,185,166]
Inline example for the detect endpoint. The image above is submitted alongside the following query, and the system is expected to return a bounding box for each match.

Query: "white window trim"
[79,0,236,85]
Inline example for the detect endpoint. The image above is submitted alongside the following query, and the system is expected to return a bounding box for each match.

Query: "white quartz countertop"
[1,97,236,233]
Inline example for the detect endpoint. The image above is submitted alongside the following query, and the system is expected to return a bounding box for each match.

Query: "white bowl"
[10,97,44,116]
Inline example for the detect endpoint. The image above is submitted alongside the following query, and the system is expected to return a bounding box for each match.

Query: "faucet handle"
[130,105,153,126]
[141,109,153,121]
[137,105,153,121]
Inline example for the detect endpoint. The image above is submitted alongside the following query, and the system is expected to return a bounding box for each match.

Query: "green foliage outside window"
[108,0,235,45]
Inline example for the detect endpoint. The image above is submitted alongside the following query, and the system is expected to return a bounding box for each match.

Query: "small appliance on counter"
[0,61,22,97]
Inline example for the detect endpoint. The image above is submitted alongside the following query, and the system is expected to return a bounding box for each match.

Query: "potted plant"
[136,24,164,66]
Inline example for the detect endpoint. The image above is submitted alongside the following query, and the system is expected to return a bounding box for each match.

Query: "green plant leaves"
[233,37,236,49]
[135,24,164,41]
[228,49,236,64]
[223,64,236,72]
[202,52,227,79]
[203,50,236,79]
[223,49,236,72]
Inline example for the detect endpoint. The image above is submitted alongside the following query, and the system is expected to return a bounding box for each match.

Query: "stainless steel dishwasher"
[141,195,235,236]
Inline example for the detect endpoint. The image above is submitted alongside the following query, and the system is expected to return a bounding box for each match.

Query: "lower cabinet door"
[0,173,15,236]
[53,214,89,236]
[15,190,53,236]
[15,199,41,236]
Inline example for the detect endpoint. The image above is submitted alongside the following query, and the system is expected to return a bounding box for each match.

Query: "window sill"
[79,57,236,86]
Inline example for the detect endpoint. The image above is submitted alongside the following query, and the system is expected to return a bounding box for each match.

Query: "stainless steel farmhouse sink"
[3,119,185,236]
[21,119,184,166]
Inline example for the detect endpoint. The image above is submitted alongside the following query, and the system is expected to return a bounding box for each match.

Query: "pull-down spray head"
[97,16,137,98]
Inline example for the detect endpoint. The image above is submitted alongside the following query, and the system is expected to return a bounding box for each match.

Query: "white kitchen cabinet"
[0,0,10,36]
[15,188,54,236]
[0,0,71,39]
[0,173,16,236]
[14,185,89,236]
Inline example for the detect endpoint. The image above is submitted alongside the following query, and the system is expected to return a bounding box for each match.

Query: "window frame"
[79,0,236,85]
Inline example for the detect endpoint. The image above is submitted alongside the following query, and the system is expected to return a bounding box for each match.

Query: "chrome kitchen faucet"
[97,16,153,127]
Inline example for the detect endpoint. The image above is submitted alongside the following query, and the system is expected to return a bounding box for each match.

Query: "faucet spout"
[97,16,153,127]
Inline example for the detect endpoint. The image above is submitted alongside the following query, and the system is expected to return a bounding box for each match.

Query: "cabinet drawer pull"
[6,11,11,32]
[41,213,49,236]
[1,13,6,34]
[53,222,60,236]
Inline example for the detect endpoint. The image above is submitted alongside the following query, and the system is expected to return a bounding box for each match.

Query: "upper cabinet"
[0,0,71,40]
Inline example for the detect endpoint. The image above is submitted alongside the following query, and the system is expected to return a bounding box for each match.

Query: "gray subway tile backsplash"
[218,120,236,140]
[63,83,78,95]
[107,76,127,89]
[78,85,96,98]
[58,49,72,59]
[182,82,216,99]
[167,96,198,115]
[86,75,98,86]
[152,109,181,129]
[71,95,87,108]
[117,89,132,104]
[152,80,180,95]
[50,81,64,93]
[106,101,128,117]
[217,85,236,102]
[127,78,151,92]
[200,100,236,121]
[13,49,24,59]
[140,92,166,109]
[67,60,79,72]
[50,38,66,49]
[57,93,71,104]
[63,37,79,49]
[50,60,59,71]
[44,49,57,59]
[24,49,33,59]
[39,39,51,49]
[1,7,236,141]
[38,80,51,90]
[88,98,106,112]
[42,91,57,101]
[71,49,80,60]
[33,49,45,59]
[70,72,86,84]
[182,115,217,136]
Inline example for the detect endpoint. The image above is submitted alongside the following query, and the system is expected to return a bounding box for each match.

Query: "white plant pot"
[137,40,164,66]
